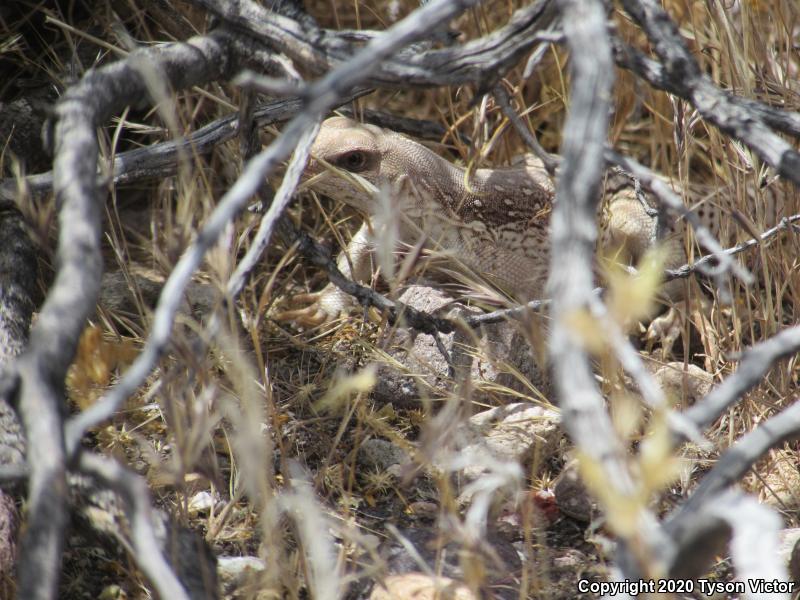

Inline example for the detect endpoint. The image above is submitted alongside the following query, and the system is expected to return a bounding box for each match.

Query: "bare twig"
[619,0,800,187]
[587,297,706,445]
[682,325,800,435]
[675,398,800,518]
[77,452,191,600]
[548,0,669,575]
[0,90,373,201]
[67,0,493,449]
[662,490,788,585]
[493,84,560,174]
[665,215,800,281]
[194,0,556,88]
[612,38,800,141]
[293,228,454,335]
[227,125,320,299]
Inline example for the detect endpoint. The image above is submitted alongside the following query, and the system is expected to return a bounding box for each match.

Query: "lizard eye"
[335,150,369,172]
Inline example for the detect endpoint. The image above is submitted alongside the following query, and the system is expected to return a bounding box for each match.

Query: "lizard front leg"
[276,221,375,325]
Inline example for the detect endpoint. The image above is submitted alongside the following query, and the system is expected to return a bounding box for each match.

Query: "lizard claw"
[273,284,354,327]
[273,305,332,327]
[273,291,334,327]
[288,291,325,305]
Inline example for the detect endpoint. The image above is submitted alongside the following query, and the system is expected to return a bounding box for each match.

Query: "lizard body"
[303,117,554,305]
[292,116,791,327]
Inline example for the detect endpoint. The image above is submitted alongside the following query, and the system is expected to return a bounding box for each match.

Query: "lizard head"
[304,116,387,211]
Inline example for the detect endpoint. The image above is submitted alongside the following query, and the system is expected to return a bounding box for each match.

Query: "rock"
[553,461,596,522]
[431,403,562,484]
[217,556,265,595]
[778,528,800,566]
[407,501,439,520]
[358,438,411,472]
[370,573,476,600]
[652,362,714,406]
[371,285,549,407]
[552,549,588,569]
[787,531,800,582]
[187,491,216,515]
[379,527,520,599]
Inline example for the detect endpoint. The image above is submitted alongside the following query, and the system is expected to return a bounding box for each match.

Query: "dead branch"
[0,91,371,202]
[193,0,557,89]
[611,38,800,141]
[547,0,669,577]
[3,27,257,599]
[662,490,787,584]
[683,325,800,434]
[619,0,800,187]
[665,214,800,281]
[676,398,800,519]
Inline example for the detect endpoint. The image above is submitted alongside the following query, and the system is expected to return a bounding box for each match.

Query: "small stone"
[187,491,215,515]
[358,438,411,472]
[790,536,800,582]
[408,501,439,520]
[778,528,800,576]
[371,285,550,407]
[217,556,265,594]
[652,362,714,405]
[370,573,476,600]
[553,461,596,522]
[553,549,587,569]
[431,403,562,485]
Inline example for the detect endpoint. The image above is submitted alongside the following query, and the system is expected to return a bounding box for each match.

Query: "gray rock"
[553,460,596,522]
[358,438,411,472]
[428,402,562,493]
[371,285,550,406]
[217,556,265,595]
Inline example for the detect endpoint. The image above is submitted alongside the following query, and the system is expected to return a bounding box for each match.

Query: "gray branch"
[193,0,556,89]
[0,91,373,202]
[66,0,492,452]
[683,325,800,434]
[673,399,800,523]
[5,28,249,600]
[612,38,800,141]
[619,0,800,187]
[548,0,670,576]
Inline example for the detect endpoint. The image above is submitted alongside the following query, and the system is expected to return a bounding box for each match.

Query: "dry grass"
[3,0,800,597]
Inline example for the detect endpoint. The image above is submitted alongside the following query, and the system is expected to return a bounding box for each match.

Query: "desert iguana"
[284,116,787,337]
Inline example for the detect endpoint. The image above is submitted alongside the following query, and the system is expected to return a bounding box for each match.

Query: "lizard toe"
[645,306,684,357]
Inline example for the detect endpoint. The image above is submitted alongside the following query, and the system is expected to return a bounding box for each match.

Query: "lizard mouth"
[303,157,322,178]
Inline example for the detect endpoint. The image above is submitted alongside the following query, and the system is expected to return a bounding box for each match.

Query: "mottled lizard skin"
[293,116,792,323]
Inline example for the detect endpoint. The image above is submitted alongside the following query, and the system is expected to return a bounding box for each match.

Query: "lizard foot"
[645,305,684,360]
[273,284,354,327]
[273,303,331,327]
